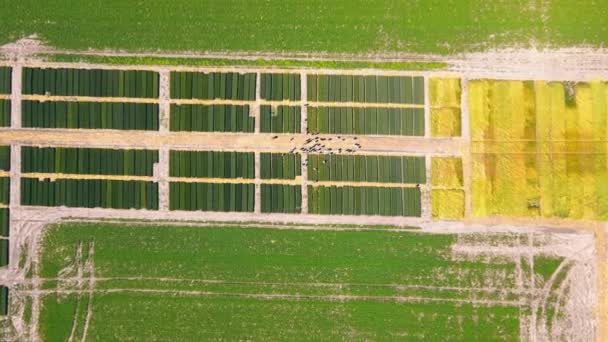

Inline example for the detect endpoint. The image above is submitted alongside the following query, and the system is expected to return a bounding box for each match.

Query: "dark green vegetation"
[171,72,256,100]
[260,105,301,133]
[308,155,426,183]
[22,68,159,98]
[308,107,424,136]
[0,146,9,171]
[0,100,9,127]
[169,151,254,178]
[308,75,424,104]
[260,73,300,100]
[21,179,158,209]
[3,1,606,54]
[0,178,8,204]
[0,286,7,315]
[261,184,301,213]
[43,55,449,71]
[169,182,254,212]
[0,240,8,267]
[170,104,254,132]
[36,223,524,340]
[22,101,159,130]
[260,153,301,179]
[0,209,8,237]
[22,147,158,176]
[0,67,10,94]
[309,186,421,217]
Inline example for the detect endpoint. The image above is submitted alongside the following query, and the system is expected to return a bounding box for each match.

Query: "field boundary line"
[21,94,158,104]
[11,63,22,128]
[35,276,542,294]
[25,288,525,306]
[0,94,10,100]
[21,172,154,182]
[171,98,426,109]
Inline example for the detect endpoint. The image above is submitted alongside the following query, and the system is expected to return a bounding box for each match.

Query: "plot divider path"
[300,72,309,214]
[0,130,464,156]
[254,152,261,214]
[460,78,472,220]
[11,63,22,128]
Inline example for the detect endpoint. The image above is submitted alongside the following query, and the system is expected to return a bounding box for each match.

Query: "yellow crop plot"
[430,78,461,137]
[431,157,464,219]
[470,80,608,220]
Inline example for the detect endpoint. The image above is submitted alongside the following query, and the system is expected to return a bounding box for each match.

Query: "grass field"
[3,1,608,54]
[17,221,579,340]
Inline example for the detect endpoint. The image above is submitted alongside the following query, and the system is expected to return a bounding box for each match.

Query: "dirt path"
[0,129,464,156]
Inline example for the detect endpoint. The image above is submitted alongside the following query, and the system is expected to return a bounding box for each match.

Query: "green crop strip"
[42,55,448,71]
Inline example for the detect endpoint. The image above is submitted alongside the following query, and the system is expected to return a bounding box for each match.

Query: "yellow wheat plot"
[469,80,608,220]
[431,157,464,219]
[430,78,461,137]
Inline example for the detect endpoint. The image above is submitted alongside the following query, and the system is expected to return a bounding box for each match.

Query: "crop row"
[0,146,9,171]
[307,75,424,104]
[21,178,158,209]
[0,241,6,267]
[169,151,254,178]
[307,107,424,136]
[260,106,301,133]
[0,100,9,127]
[170,104,254,132]
[171,72,256,100]
[0,178,8,204]
[260,73,300,100]
[23,68,159,98]
[0,67,10,94]
[261,184,301,213]
[22,101,159,130]
[261,153,301,179]
[308,154,426,183]
[0,209,8,237]
[169,182,254,212]
[308,186,421,217]
[22,147,158,176]
[0,286,7,315]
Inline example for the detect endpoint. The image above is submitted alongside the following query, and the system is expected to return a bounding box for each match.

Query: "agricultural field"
[3,1,607,54]
[2,221,594,341]
[430,78,462,137]
[470,80,608,220]
[170,104,254,133]
[171,72,256,100]
[20,147,159,210]
[23,101,159,131]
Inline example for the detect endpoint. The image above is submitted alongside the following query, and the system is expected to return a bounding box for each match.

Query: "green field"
[3,1,606,54]
[25,222,570,340]
[21,222,576,340]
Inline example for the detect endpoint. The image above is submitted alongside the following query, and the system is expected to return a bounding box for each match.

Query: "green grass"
[42,54,448,71]
[33,222,531,340]
[3,1,606,54]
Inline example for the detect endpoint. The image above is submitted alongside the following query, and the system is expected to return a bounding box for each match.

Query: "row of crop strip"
[170,151,254,179]
[308,154,426,184]
[261,153,301,179]
[0,100,9,127]
[22,147,158,176]
[21,178,158,209]
[260,106,301,133]
[170,104,254,132]
[307,75,424,104]
[0,146,9,172]
[260,73,300,100]
[169,182,254,212]
[308,186,421,216]
[0,67,11,95]
[171,72,256,100]
[22,101,159,130]
[307,107,424,136]
[22,68,159,98]
[261,184,301,213]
